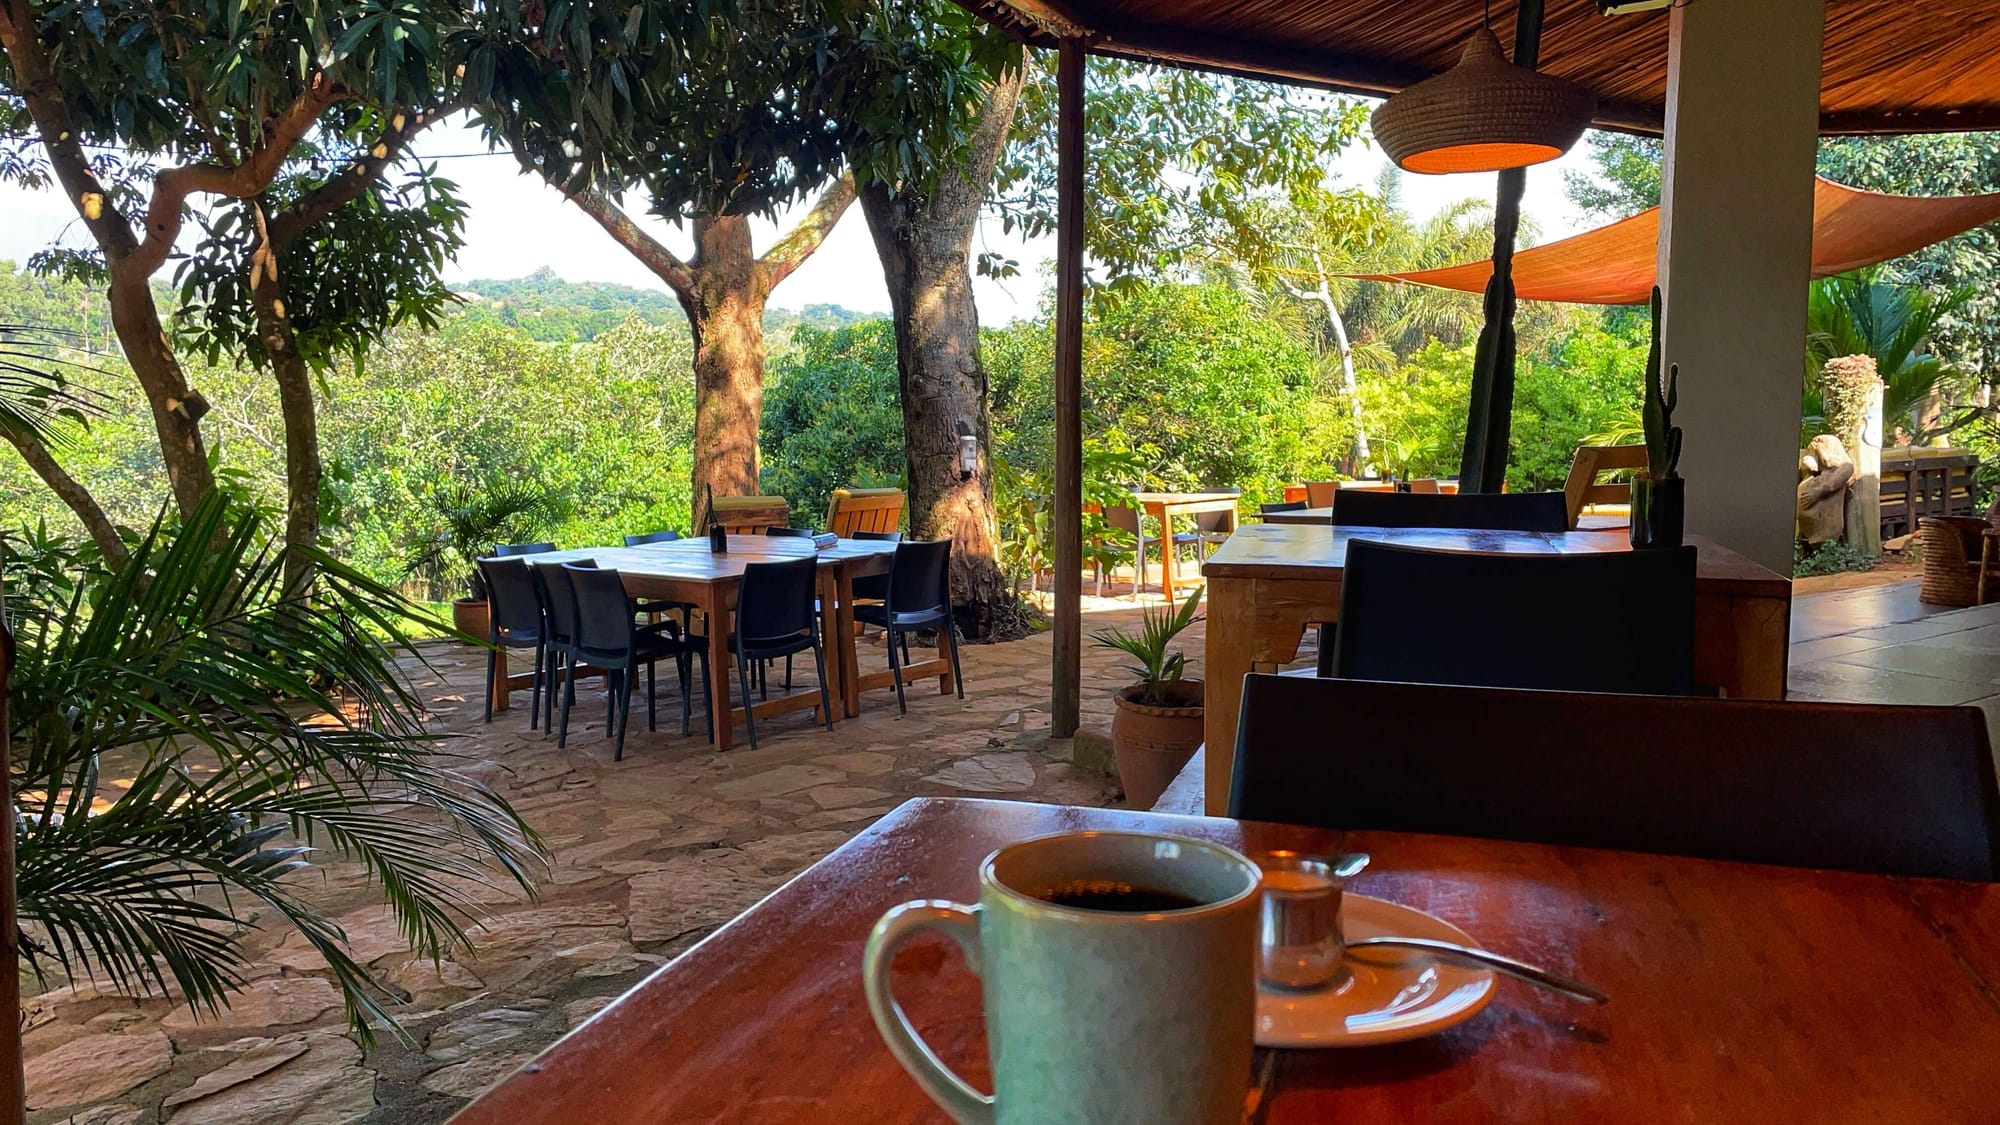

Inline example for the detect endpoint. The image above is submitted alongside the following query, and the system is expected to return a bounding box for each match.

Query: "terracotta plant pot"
[1109,680,1206,810]
[452,597,490,640]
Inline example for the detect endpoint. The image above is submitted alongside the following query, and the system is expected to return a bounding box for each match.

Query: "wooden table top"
[453,798,2000,1124]
[1203,523,1791,597]
[1128,490,1243,507]
[1265,507,1624,531]
[482,535,895,582]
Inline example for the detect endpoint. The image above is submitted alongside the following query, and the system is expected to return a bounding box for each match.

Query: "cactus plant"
[1642,285,1682,481]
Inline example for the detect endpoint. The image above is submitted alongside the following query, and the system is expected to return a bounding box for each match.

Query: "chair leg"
[614,666,633,761]
[679,650,694,737]
[483,646,496,723]
[1315,624,1334,677]
[900,633,912,666]
[886,627,909,716]
[556,655,576,749]
[736,650,759,750]
[812,639,834,732]
[946,622,966,700]
[528,641,543,731]
[699,650,714,741]
[646,657,657,732]
[784,653,793,692]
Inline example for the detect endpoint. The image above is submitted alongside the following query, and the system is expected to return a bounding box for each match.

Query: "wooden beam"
[1051,38,1086,740]
[0,588,21,1125]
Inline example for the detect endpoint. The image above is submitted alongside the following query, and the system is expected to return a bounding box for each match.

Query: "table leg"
[707,592,734,751]
[1202,574,1259,816]
[816,566,845,724]
[1153,501,1176,604]
[836,568,861,717]
[491,647,511,712]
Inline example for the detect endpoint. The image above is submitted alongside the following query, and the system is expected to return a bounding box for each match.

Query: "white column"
[1656,0,1825,573]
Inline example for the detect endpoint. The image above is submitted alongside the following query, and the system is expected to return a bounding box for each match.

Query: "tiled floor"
[1788,580,2000,742]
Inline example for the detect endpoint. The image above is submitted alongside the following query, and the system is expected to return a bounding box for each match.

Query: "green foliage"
[1792,539,1877,578]
[1805,272,1971,441]
[1563,134,1662,220]
[1090,584,1204,706]
[400,477,561,602]
[4,495,546,1041]
[761,322,908,518]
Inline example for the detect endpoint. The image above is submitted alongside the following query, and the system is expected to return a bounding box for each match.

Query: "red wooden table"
[453,798,2000,1123]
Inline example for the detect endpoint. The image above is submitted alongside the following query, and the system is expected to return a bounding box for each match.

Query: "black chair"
[764,526,818,538]
[624,530,682,546]
[729,556,834,749]
[1228,674,2000,881]
[849,530,902,617]
[495,541,558,556]
[561,563,707,760]
[854,539,965,715]
[1101,503,1161,596]
[536,561,588,745]
[1328,489,1568,532]
[476,559,547,729]
[1332,538,1696,695]
[1259,500,1309,516]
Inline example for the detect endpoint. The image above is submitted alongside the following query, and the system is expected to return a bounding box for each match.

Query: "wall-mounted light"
[955,423,979,482]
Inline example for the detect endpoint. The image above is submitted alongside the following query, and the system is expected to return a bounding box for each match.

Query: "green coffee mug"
[862,831,1262,1125]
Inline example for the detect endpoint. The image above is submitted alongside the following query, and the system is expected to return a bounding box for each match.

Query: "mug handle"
[862,900,994,1125]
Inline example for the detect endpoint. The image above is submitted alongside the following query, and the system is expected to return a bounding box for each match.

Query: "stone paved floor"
[28,575,1995,1123]
[22,597,1212,1125]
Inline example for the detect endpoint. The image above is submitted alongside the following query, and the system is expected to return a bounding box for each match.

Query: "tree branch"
[119,76,343,282]
[268,107,443,249]
[564,185,697,297]
[0,0,138,257]
[0,426,130,566]
[757,173,855,289]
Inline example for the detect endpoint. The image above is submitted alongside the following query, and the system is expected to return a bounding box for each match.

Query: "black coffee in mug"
[1040,879,1203,913]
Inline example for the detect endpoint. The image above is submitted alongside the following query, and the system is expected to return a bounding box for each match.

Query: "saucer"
[1255,893,1496,1048]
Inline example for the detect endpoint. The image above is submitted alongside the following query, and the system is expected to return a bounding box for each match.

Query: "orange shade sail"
[1351,178,2000,305]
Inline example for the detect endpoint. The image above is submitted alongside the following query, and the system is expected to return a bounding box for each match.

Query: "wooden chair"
[1303,481,1340,508]
[826,488,904,537]
[1332,539,1697,695]
[1229,675,2000,881]
[1405,478,1441,494]
[1919,516,2000,607]
[1329,488,1569,532]
[1562,444,1648,529]
[706,495,791,536]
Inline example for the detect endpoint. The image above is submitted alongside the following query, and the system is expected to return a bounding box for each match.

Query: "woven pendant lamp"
[1371,26,1597,174]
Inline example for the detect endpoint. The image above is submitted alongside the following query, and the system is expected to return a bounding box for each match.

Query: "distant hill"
[453,268,882,342]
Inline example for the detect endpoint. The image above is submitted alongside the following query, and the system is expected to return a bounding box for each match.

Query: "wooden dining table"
[452,796,2000,1123]
[1200,522,1792,814]
[483,535,955,750]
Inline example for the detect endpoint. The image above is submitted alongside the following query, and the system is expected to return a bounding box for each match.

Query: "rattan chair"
[1919,516,1999,607]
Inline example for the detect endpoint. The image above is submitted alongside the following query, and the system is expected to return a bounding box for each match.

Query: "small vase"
[710,525,728,554]
[1630,473,1685,550]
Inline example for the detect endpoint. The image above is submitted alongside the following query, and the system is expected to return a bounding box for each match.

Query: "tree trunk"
[105,269,217,516]
[859,70,1024,640]
[681,215,769,505]
[0,427,129,566]
[248,202,321,600]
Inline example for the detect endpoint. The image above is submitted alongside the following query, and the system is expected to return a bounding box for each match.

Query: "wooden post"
[0,583,23,1125]
[1457,0,1544,493]
[1051,38,1086,740]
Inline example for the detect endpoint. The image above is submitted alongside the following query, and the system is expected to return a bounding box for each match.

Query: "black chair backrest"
[536,559,591,647]
[477,559,543,642]
[495,541,558,556]
[1229,675,2000,882]
[1196,487,1241,533]
[1330,489,1568,532]
[1332,539,1696,695]
[736,557,819,646]
[624,529,681,546]
[765,526,818,538]
[564,563,636,661]
[1260,501,1308,515]
[887,539,953,615]
[853,530,903,543]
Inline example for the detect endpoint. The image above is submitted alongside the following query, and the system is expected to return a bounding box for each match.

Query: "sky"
[0,112,1603,326]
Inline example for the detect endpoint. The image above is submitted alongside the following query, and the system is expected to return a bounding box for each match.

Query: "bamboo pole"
[1051,38,1086,739]
[1458,0,1544,493]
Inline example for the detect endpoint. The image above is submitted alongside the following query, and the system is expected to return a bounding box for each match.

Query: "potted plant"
[1631,286,1684,549]
[402,480,554,638]
[1092,585,1205,809]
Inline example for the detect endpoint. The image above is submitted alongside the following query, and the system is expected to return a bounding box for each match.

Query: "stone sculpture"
[1797,434,1855,545]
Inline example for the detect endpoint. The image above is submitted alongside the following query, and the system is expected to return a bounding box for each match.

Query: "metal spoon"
[1346,936,1609,1005]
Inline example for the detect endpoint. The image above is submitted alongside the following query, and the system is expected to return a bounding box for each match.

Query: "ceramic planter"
[1629,473,1685,550]
[452,597,490,640]
[1109,680,1206,810]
